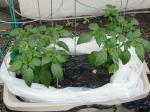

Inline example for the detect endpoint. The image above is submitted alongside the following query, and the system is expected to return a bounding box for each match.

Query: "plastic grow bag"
[0,38,150,105]
[17,0,150,20]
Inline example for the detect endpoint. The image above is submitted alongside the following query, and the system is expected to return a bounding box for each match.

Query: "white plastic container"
[1,38,150,111]
[17,0,150,20]
[3,63,150,112]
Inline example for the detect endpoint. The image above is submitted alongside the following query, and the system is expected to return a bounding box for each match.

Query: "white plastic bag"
[0,38,149,105]
[17,0,150,19]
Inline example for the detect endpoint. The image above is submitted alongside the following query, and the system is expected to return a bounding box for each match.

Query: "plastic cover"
[0,38,149,104]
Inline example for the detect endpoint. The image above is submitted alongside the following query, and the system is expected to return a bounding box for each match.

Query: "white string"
[1,10,150,24]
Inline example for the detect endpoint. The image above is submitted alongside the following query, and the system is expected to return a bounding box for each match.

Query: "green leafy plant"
[65,20,74,27]
[77,4,150,73]
[83,17,91,24]
[9,25,72,87]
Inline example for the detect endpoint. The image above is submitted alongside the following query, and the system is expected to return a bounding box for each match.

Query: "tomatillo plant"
[9,25,72,87]
[77,4,150,73]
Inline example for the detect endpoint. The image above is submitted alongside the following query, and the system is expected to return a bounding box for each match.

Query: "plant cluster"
[77,4,150,73]
[8,5,150,87]
[65,17,91,27]
[9,25,72,87]
[83,17,91,24]
[65,20,74,27]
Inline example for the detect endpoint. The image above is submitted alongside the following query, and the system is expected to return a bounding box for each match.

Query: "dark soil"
[122,90,150,112]
[53,55,111,88]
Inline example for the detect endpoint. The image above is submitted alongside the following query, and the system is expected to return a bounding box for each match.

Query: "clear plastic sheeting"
[0,38,150,105]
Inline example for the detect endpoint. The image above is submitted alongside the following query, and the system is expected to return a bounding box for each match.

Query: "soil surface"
[53,55,111,88]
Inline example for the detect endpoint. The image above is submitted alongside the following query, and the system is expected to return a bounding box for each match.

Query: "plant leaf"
[114,27,122,33]
[130,18,139,25]
[118,35,125,42]
[31,58,41,66]
[108,64,119,73]
[57,41,69,52]
[25,25,33,31]
[40,67,52,87]
[119,50,131,64]
[109,48,119,62]
[135,44,144,62]
[55,50,69,63]
[56,55,68,63]
[10,50,19,59]
[77,33,92,44]
[31,28,39,33]
[9,60,22,72]
[88,50,107,66]
[133,29,141,38]
[38,26,47,32]
[89,23,99,30]
[9,28,21,36]
[142,39,150,50]
[51,63,64,80]
[117,16,125,23]
[95,31,105,46]
[23,68,34,87]
[33,51,41,57]
[52,30,59,39]
[55,25,63,30]
[61,30,72,37]
[41,57,51,65]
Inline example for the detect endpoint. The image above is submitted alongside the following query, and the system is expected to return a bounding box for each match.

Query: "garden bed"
[2,62,150,111]
[16,55,111,89]
[0,5,150,111]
